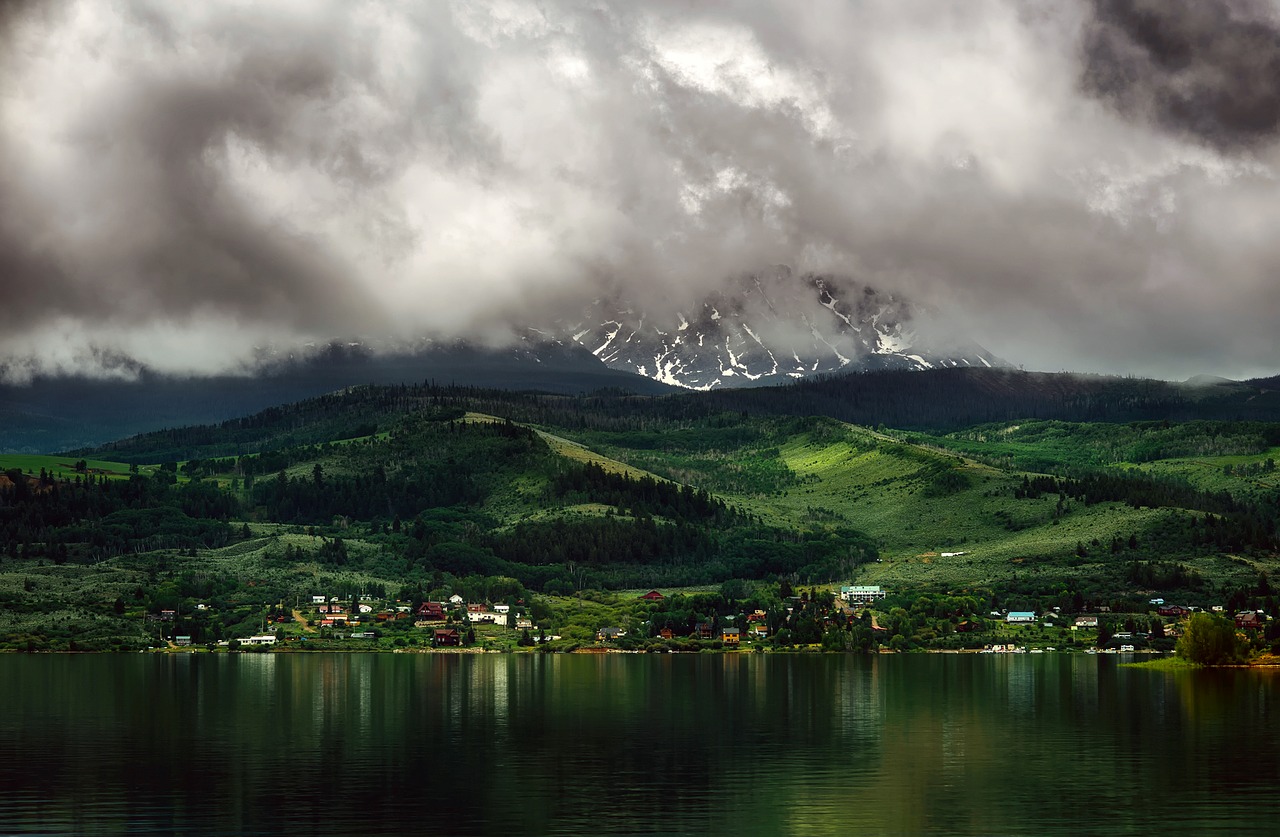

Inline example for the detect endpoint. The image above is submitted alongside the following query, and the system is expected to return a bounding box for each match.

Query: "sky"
[2,0,1280,383]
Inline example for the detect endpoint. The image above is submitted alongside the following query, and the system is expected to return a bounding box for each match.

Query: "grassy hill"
[3,380,1280,650]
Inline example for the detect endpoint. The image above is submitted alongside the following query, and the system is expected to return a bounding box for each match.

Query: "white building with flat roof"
[840,585,886,602]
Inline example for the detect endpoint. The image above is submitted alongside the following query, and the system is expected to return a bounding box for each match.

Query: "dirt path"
[292,609,316,632]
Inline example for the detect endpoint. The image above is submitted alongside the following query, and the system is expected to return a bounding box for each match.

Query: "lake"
[0,653,1275,835]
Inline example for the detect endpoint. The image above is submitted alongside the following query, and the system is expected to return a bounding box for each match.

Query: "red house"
[1158,605,1190,618]
[416,602,445,620]
[1235,611,1265,630]
[639,590,665,601]
[433,628,461,647]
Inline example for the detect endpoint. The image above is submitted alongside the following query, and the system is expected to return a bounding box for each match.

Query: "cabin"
[597,627,626,642]
[1074,615,1099,629]
[691,621,714,640]
[658,627,674,640]
[639,590,665,601]
[1006,612,1037,624]
[433,628,461,647]
[721,627,740,645]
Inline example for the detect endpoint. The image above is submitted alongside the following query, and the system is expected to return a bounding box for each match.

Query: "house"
[416,602,446,620]
[493,604,511,615]
[349,631,376,639]
[748,623,769,638]
[311,595,327,604]
[955,620,978,633]
[1158,605,1190,618]
[721,627,740,645]
[1074,615,1099,629]
[1006,612,1037,623]
[174,636,192,647]
[1235,611,1265,630]
[840,585,886,602]
[195,603,209,611]
[691,621,714,639]
[433,628,461,647]
[658,627,674,640]
[244,635,277,646]
[449,594,464,605]
[597,627,626,642]
[516,617,533,630]
[466,606,506,625]
[160,610,176,622]
[318,604,345,615]
[639,590,665,601]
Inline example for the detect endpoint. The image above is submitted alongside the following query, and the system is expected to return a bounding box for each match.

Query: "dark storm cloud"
[1082,0,1280,151]
[0,0,1278,382]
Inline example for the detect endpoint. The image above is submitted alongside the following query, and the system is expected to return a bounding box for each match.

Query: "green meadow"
[0,453,145,480]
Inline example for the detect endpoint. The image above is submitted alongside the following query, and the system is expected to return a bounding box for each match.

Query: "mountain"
[541,271,1003,390]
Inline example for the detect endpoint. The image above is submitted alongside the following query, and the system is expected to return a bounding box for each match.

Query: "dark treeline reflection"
[1,654,1276,835]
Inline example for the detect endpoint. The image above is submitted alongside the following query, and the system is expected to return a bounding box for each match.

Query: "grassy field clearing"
[0,453,144,479]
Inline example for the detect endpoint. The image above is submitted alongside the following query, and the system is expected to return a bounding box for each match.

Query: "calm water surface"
[0,653,1276,835]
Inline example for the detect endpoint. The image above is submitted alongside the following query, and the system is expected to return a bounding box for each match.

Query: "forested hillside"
[3,375,1280,652]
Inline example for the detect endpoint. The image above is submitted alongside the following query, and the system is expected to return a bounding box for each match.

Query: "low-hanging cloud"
[1,0,1279,383]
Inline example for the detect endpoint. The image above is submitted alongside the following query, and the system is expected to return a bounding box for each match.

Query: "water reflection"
[0,653,1276,835]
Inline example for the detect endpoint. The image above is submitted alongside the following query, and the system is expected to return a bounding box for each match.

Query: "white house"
[449,594,464,605]
[1006,612,1037,624]
[244,635,277,645]
[840,585,886,602]
[311,595,327,604]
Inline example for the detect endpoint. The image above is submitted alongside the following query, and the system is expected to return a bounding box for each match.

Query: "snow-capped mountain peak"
[544,272,1002,390]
